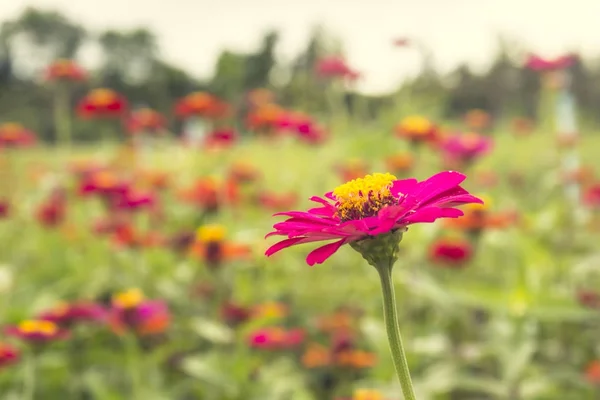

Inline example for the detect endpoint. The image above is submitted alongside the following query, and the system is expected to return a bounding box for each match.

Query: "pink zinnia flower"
[265,172,482,265]
[38,301,107,327]
[440,132,493,166]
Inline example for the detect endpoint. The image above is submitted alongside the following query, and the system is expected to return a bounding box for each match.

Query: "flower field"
[1,8,600,398]
[1,111,600,399]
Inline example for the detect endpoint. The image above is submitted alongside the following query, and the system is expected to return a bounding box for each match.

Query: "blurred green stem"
[54,84,72,152]
[375,262,416,400]
[124,333,143,399]
[23,351,36,400]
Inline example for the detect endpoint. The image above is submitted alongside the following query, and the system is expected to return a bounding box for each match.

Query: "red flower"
[266,172,482,266]
[583,184,600,210]
[77,88,128,119]
[393,37,410,47]
[316,56,359,80]
[248,327,305,350]
[257,191,298,211]
[36,188,67,227]
[429,237,473,267]
[577,290,600,309]
[0,343,19,369]
[585,360,600,384]
[126,108,166,134]
[0,199,9,219]
[220,302,252,326]
[5,320,69,343]
[0,123,37,148]
[175,92,229,119]
[525,53,575,71]
[204,129,238,150]
[45,59,87,82]
[38,301,107,327]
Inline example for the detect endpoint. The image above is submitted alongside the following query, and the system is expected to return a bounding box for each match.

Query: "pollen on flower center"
[333,173,398,221]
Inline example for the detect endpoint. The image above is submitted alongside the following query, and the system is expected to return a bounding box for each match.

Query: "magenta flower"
[440,132,493,166]
[38,301,107,327]
[265,172,482,266]
[525,53,575,71]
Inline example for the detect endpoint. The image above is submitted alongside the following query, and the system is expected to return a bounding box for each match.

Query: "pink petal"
[414,171,466,203]
[306,240,346,266]
[403,207,463,224]
[390,178,418,197]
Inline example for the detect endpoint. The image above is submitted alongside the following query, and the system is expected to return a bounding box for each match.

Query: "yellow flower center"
[112,288,144,309]
[93,172,118,189]
[89,89,116,106]
[188,92,212,108]
[0,123,23,139]
[19,320,58,335]
[197,224,226,242]
[254,302,288,319]
[333,173,398,221]
[401,115,432,134]
[354,389,384,400]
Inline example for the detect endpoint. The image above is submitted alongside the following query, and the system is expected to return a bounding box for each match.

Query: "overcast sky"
[1,0,600,94]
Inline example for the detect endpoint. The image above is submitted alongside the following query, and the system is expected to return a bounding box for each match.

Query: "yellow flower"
[113,288,144,309]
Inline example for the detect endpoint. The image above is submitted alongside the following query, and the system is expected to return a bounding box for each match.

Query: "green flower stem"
[23,350,37,400]
[124,333,143,399]
[54,84,71,152]
[375,263,416,400]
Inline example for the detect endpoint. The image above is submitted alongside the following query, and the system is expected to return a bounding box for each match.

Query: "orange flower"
[0,122,37,148]
[302,344,332,368]
[585,360,600,384]
[395,115,437,144]
[77,88,128,119]
[384,153,414,175]
[175,92,229,119]
[464,109,491,131]
[511,117,535,136]
[557,133,579,148]
[247,88,275,107]
[45,59,87,82]
[126,108,166,134]
[135,169,170,191]
[444,198,516,234]
[228,161,261,184]
[178,177,239,213]
[353,389,385,400]
[246,103,286,133]
[334,349,377,368]
[335,159,369,182]
[190,224,251,268]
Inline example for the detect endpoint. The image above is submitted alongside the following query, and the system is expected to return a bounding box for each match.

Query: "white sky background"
[2,0,600,94]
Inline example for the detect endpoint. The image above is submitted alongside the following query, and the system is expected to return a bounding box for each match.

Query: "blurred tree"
[98,28,157,86]
[0,8,86,77]
[243,31,278,90]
